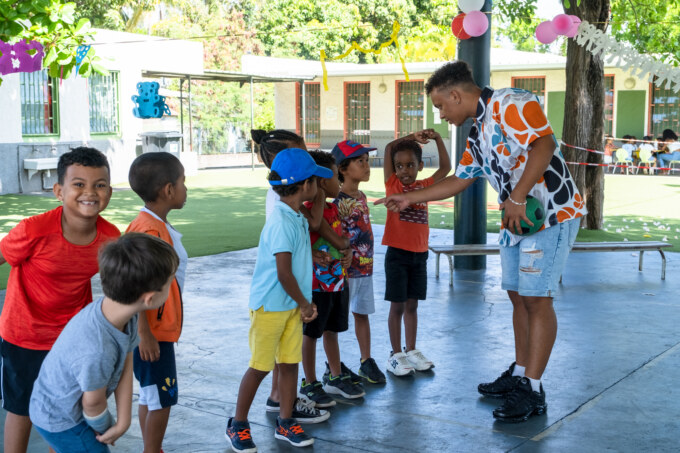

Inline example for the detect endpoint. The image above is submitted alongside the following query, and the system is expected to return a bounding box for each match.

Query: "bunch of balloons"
[535,14,581,44]
[451,0,489,40]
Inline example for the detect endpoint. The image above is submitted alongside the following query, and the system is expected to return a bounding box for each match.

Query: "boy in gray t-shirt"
[29,234,179,453]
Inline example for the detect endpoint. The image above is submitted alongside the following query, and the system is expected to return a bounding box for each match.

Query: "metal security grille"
[512,77,546,108]
[396,80,424,138]
[345,82,370,144]
[89,72,120,134]
[20,71,59,135]
[650,80,680,137]
[296,82,321,146]
[604,75,614,136]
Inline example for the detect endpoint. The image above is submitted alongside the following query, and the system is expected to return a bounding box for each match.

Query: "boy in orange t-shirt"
[381,129,451,376]
[0,147,119,453]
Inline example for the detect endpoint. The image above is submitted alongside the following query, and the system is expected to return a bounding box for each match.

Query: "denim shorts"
[34,421,110,453]
[500,218,580,297]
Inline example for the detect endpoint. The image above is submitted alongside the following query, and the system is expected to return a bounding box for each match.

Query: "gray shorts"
[347,276,375,315]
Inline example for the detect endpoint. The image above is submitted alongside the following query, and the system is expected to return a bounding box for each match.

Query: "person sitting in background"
[657,129,680,171]
[637,136,656,174]
[603,136,615,171]
[621,135,636,162]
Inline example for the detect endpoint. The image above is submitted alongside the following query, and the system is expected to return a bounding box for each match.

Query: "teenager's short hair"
[128,152,184,202]
[268,170,315,197]
[99,233,178,304]
[662,129,678,141]
[391,140,423,165]
[57,147,110,184]
[425,60,476,95]
[308,150,336,170]
[252,129,306,169]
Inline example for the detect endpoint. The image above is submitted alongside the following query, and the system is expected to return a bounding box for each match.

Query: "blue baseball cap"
[270,148,333,186]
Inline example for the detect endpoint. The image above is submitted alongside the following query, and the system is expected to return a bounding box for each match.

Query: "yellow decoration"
[320,21,409,91]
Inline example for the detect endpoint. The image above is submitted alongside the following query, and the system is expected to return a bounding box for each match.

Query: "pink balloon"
[462,10,488,37]
[552,14,573,35]
[535,21,557,44]
[564,16,582,38]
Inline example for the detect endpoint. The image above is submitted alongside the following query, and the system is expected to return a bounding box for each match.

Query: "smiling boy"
[0,147,120,453]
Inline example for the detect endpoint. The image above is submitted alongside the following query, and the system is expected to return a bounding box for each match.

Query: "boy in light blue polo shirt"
[226,148,333,452]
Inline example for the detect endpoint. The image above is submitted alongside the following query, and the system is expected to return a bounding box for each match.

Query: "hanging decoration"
[75,45,91,76]
[462,11,489,37]
[132,81,171,119]
[574,21,680,93]
[451,13,470,40]
[320,21,408,91]
[457,0,484,14]
[535,14,580,44]
[0,40,44,75]
[452,0,488,39]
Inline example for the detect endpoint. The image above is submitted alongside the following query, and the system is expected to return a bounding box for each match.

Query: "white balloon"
[458,0,484,14]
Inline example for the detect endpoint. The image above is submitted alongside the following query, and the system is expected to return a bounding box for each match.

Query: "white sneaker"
[386,351,415,376]
[404,348,434,371]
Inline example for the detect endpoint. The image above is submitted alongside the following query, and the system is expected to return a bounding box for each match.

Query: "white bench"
[430,241,673,286]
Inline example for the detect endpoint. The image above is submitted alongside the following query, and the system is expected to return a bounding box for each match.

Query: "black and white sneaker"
[292,396,330,424]
[492,377,547,423]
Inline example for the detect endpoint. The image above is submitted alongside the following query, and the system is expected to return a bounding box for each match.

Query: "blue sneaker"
[225,417,257,452]
[275,416,314,447]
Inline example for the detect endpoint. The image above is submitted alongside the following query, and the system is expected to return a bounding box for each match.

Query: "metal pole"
[250,76,255,171]
[188,75,193,153]
[179,79,185,153]
[301,81,306,144]
[453,0,491,270]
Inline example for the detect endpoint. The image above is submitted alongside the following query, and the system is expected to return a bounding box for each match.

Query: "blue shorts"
[0,337,49,416]
[500,218,580,297]
[133,341,178,410]
[34,421,109,453]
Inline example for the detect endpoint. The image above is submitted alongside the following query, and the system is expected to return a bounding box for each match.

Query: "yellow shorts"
[248,307,302,372]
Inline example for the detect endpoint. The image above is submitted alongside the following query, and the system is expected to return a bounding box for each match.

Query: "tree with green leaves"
[0,0,105,86]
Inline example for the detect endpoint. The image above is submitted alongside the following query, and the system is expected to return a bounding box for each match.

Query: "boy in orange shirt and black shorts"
[381,130,451,377]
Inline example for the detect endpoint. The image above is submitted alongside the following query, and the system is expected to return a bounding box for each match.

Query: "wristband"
[507,195,527,206]
[83,407,114,433]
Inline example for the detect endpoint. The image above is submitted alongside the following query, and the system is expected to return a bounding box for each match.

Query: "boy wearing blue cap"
[226,148,333,452]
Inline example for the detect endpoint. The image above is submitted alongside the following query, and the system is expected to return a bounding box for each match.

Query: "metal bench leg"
[659,250,666,280]
[639,250,644,272]
[447,254,453,287]
[435,252,440,279]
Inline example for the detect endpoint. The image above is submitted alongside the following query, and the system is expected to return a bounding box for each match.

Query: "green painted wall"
[425,95,450,138]
[547,91,565,140]
[616,90,646,138]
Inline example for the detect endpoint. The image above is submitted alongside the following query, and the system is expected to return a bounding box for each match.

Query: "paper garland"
[320,21,408,91]
[0,40,44,75]
[574,21,680,93]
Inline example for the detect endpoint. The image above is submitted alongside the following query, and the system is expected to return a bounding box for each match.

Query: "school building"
[242,48,677,160]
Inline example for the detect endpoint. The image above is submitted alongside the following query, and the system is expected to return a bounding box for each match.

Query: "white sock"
[512,364,526,377]
[528,377,541,393]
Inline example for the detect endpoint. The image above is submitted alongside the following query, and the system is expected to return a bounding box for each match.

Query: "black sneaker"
[492,377,547,423]
[323,373,366,399]
[299,379,336,408]
[275,416,314,447]
[358,357,387,384]
[225,417,257,453]
[292,397,330,424]
[321,361,362,386]
[265,397,280,412]
[478,362,521,398]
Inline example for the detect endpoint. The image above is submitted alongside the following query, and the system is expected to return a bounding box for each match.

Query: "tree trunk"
[562,1,610,230]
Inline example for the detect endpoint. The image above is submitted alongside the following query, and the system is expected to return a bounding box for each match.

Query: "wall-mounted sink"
[23,157,59,181]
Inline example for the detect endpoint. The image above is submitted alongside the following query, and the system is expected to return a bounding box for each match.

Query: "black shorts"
[0,337,49,416]
[384,246,428,302]
[303,287,349,339]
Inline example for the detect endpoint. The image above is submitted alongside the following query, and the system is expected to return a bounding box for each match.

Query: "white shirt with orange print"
[455,87,587,246]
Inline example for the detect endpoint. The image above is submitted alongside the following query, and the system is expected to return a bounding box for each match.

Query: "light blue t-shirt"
[249,201,312,312]
[29,298,139,433]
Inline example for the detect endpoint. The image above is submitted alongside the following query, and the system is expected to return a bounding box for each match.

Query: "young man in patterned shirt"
[378,60,586,423]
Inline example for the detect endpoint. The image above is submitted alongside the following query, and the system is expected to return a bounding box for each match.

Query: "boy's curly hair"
[57,147,110,184]
[128,152,184,202]
[268,170,315,197]
[391,140,422,166]
[425,60,475,95]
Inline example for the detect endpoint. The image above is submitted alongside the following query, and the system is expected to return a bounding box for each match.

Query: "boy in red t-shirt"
[0,147,119,453]
[381,129,451,376]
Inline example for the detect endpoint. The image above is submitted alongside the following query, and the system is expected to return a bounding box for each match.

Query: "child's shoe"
[323,373,366,399]
[292,396,330,424]
[386,351,415,376]
[492,377,547,423]
[478,362,521,398]
[225,417,257,453]
[358,357,387,384]
[275,416,314,447]
[404,348,434,371]
[299,379,336,408]
[321,361,362,385]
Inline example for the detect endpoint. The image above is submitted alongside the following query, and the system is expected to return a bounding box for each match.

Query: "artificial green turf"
[0,168,678,289]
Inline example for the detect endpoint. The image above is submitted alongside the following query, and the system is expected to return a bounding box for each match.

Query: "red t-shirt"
[304,201,345,292]
[381,174,434,253]
[0,206,120,350]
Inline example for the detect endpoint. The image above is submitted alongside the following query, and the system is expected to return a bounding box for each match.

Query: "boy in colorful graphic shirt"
[381,129,451,376]
[379,61,586,423]
[333,140,386,384]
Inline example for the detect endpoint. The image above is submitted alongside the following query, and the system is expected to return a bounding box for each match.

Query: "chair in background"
[637,147,656,175]
[614,148,631,174]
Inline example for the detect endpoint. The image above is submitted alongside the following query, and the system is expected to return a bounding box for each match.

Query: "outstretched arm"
[429,131,452,182]
[376,174,477,212]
